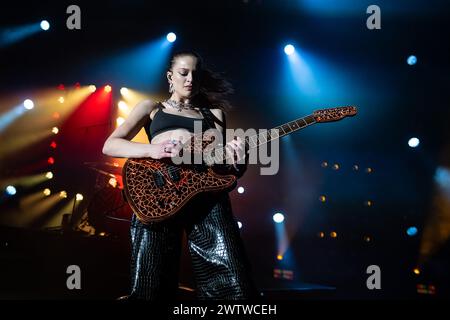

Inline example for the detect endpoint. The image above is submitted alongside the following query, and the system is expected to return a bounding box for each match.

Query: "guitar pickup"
[152,171,165,188]
[167,166,181,182]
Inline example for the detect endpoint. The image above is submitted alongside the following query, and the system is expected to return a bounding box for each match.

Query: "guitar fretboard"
[204,114,316,165]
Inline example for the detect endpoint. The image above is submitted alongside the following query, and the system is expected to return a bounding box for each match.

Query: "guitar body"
[122,158,237,224]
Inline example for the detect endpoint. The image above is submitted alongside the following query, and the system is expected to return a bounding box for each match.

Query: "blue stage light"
[273,212,285,223]
[166,32,176,43]
[407,55,417,65]
[6,185,16,195]
[40,20,50,31]
[284,44,295,55]
[407,226,418,236]
[408,137,420,148]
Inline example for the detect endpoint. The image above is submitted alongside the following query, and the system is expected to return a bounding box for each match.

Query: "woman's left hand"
[225,136,246,165]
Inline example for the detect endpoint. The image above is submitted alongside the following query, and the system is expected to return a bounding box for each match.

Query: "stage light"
[120,87,129,95]
[407,55,417,66]
[104,85,112,93]
[237,186,245,194]
[273,212,285,223]
[108,177,117,188]
[89,85,96,92]
[74,82,81,89]
[364,200,373,207]
[407,226,418,236]
[52,127,59,134]
[23,99,34,110]
[58,96,64,103]
[116,117,125,126]
[284,44,295,55]
[118,101,128,111]
[413,268,420,275]
[277,255,283,261]
[408,137,420,148]
[332,163,340,170]
[353,165,359,171]
[45,172,53,179]
[6,185,17,195]
[321,161,328,168]
[40,20,50,31]
[48,157,55,165]
[43,188,51,196]
[330,231,337,238]
[52,112,60,119]
[318,231,325,238]
[319,195,326,202]
[166,32,177,43]
[57,84,65,90]
[366,167,373,173]
[364,236,372,242]
[50,141,57,149]
[237,221,242,229]
[76,193,83,201]
[59,191,67,198]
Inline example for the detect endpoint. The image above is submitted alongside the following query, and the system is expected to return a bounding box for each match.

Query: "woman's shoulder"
[209,108,224,120]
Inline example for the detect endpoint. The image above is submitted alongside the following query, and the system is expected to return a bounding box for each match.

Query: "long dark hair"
[167,51,234,111]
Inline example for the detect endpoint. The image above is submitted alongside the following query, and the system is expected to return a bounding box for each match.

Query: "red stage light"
[58,84,65,90]
[47,157,55,165]
[50,141,57,149]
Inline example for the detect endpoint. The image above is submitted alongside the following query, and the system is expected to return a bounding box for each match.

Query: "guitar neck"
[203,114,316,166]
[246,114,316,150]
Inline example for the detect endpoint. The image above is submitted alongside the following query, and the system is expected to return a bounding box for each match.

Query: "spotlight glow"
[58,96,64,103]
[407,226,418,236]
[407,55,417,66]
[89,85,96,92]
[273,212,285,223]
[24,99,34,110]
[104,85,112,93]
[40,20,50,31]
[116,117,125,126]
[408,137,420,148]
[76,193,84,201]
[45,172,53,179]
[120,87,129,95]
[6,185,17,195]
[118,101,128,111]
[237,186,245,194]
[52,127,59,134]
[43,188,51,196]
[284,44,295,55]
[166,32,177,42]
[59,191,67,198]
[237,221,242,229]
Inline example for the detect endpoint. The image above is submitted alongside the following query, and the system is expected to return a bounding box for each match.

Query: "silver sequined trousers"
[129,192,256,300]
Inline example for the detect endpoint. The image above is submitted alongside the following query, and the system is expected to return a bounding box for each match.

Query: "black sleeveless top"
[144,102,219,140]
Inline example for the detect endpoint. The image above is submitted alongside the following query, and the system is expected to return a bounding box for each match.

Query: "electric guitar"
[122,106,357,224]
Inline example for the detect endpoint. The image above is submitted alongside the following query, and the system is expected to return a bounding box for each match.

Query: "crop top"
[144,102,213,140]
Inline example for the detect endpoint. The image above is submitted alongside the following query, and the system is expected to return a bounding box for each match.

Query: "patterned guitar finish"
[122,106,357,224]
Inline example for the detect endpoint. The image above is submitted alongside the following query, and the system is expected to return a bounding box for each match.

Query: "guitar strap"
[199,107,226,141]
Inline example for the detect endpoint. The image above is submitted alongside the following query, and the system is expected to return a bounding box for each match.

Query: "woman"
[102,51,256,300]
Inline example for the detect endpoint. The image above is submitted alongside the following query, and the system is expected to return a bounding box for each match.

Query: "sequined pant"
[129,191,256,300]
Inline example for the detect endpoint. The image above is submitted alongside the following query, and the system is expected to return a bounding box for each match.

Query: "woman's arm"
[102,100,158,158]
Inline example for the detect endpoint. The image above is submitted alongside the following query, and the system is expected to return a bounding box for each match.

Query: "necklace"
[165,99,194,112]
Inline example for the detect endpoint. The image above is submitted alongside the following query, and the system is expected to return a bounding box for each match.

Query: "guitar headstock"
[313,106,357,123]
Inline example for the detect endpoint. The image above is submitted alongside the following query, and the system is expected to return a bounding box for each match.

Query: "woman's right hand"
[151,139,182,159]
